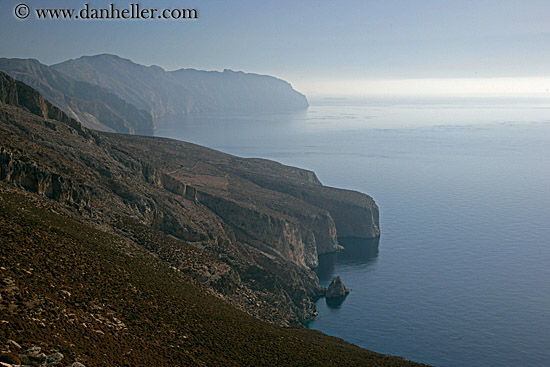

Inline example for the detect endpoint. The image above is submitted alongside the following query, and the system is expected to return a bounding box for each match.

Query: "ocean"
[156,96,550,367]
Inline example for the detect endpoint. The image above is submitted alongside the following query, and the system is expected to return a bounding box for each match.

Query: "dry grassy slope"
[0,186,427,367]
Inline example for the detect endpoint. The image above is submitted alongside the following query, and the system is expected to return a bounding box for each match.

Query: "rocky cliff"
[213,157,381,239]
[0,58,154,135]
[0,71,379,326]
[52,54,309,121]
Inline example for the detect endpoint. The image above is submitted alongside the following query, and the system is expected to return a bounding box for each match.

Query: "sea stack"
[326,276,351,299]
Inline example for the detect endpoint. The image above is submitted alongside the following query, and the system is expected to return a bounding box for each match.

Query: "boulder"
[45,352,64,364]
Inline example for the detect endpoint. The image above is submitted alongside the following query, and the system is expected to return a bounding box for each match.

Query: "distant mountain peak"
[78,53,130,61]
[67,54,161,70]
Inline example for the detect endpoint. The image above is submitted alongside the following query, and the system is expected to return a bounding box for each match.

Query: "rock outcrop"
[0,72,379,326]
[0,345,67,366]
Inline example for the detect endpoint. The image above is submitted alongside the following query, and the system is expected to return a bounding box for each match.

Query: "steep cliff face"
[52,54,309,121]
[159,172,323,268]
[0,71,88,136]
[0,148,91,208]
[0,59,154,134]
[0,73,379,326]
[305,187,380,238]
[209,157,381,241]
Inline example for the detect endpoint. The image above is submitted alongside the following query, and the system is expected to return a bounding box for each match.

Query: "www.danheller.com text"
[14,2,198,20]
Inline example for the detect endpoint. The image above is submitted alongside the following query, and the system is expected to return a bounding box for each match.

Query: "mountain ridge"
[1,54,309,134]
[52,54,309,122]
[0,57,155,134]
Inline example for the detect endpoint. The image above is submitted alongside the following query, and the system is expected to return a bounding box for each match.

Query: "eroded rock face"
[0,72,378,325]
[0,148,91,209]
[195,190,335,269]
[305,187,381,239]
[219,162,381,242]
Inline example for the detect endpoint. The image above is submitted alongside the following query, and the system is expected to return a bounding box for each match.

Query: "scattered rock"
[21,346,41,356]
[6,339,21,350]
[20,346,46,366]
[325,276,350,299]
[60,290,71,298]
[1,278,18,295]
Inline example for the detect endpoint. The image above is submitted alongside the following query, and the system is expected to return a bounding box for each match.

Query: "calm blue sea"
[156,96,550,367]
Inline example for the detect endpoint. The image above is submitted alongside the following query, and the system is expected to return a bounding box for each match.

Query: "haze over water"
[157,96,550,367]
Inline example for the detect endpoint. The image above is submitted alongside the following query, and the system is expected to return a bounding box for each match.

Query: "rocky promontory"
[0,186,424,367]
[0,71,378,326]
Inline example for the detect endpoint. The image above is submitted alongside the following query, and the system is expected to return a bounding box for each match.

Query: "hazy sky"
[2,0,550,96]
